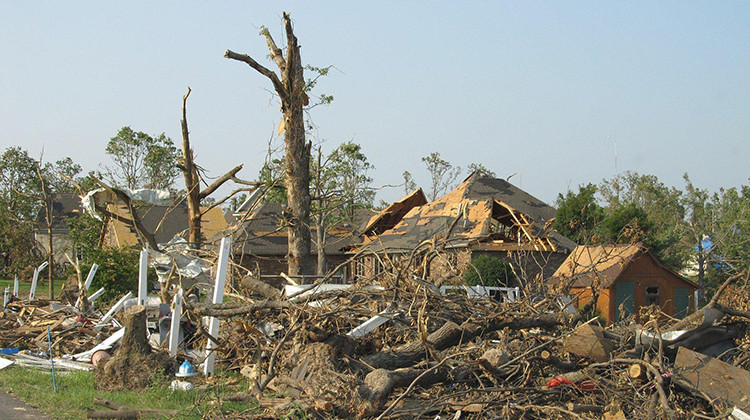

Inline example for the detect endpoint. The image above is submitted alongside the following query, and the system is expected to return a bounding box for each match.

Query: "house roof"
[551,243,698,289]
[361,188,428,236]
[357,172,576,254]
[104,203,227,247]
[233,200,365,256]
[36,192,83,231]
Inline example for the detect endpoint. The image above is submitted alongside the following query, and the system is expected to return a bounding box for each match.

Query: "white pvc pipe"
[87,287,106,303]
[204,237,230,376]
[12,275,18,297]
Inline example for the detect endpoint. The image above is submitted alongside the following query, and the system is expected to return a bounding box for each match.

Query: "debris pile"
[0,298,119,359]
[5,249,750,420]
[194,268,750,419]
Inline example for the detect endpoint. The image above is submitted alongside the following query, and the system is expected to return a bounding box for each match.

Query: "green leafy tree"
[467,163,496,177]
[464,254,515,287]
[0,147,43,220]
[104,126,180,190]
[599,172,689,271]
[710,183,750,275]
[47,157,84,193]
[402,171,417,195]
[422,152,461,201]
[0,147,45,274]
[311,141,374,274]
[554,183,604,244]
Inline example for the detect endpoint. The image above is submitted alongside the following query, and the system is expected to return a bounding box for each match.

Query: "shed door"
[614,281,635,321]
[674,288,691,319]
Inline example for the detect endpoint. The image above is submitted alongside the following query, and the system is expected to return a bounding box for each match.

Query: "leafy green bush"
[463,254,515,287]
[76,247,156,302]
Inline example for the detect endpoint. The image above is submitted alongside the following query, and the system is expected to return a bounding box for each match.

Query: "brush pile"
[181,269,750,419]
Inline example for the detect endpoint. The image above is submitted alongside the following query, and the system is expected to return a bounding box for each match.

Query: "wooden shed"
[550,244,699,323]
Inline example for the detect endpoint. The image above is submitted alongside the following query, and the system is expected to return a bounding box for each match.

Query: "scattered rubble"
[4,246,750,419]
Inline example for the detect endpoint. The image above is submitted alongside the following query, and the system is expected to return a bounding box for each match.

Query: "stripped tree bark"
[179,87,258,248]
[225,12,313,276]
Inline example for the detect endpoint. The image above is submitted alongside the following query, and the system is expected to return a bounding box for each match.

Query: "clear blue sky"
[1,2,748,205]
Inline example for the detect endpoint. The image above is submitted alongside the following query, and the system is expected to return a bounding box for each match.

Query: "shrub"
[463,254,515,287]
[75,247,156,302]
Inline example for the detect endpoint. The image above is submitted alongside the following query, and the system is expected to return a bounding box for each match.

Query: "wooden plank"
[674,347,750,411]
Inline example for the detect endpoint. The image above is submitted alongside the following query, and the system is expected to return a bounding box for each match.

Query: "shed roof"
[551,243,698,289]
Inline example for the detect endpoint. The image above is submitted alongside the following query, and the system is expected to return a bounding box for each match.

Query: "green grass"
[1,278,54,301]
[0,366,255,419]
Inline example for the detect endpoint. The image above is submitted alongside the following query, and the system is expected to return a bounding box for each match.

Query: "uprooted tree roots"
[95,305,174,391]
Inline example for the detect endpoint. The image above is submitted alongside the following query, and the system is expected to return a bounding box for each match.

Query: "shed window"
[645,286,660,306]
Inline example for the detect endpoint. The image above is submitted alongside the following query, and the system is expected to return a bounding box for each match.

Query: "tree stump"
[95,305,174,391]
[118,305,150,357]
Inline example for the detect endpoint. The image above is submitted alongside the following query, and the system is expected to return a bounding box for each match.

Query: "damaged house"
[231,191,368,286]
[34,192,85,265]
[102,202,227,248]
[351,172,576,284]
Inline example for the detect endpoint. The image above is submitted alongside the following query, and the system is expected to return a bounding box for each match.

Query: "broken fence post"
[29,261,49,300]
[13,275,18,297]
[137,249,148,305]
[84,263,99,291]
[3,287,8,308]
[96,292,132,329]
[169,288,183,357]
[29,269,39,300]
[204,237,230,377]
[87,287,106,303]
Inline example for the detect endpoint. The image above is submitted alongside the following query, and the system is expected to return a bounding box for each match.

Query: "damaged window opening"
[645,286,660,306]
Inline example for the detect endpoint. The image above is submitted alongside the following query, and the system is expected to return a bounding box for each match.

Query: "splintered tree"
[179,87,256,248]
[225,12,313,275]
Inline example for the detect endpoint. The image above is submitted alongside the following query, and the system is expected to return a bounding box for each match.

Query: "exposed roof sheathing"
[358,172,575,254]
[104,203,227,247]
[361,188,428,236]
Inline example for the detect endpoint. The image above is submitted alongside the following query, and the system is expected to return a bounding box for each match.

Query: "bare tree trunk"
[179,87,250,249]
[226,12,313,276]
[47,218,54,299]
[316,215,326,276]
[697,239,705,305]
[180,88,202,247]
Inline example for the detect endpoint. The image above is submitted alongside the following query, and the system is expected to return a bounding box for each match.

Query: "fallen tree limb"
[240,276,282,300]
[362,312,580,370]
[669,270,747,331]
